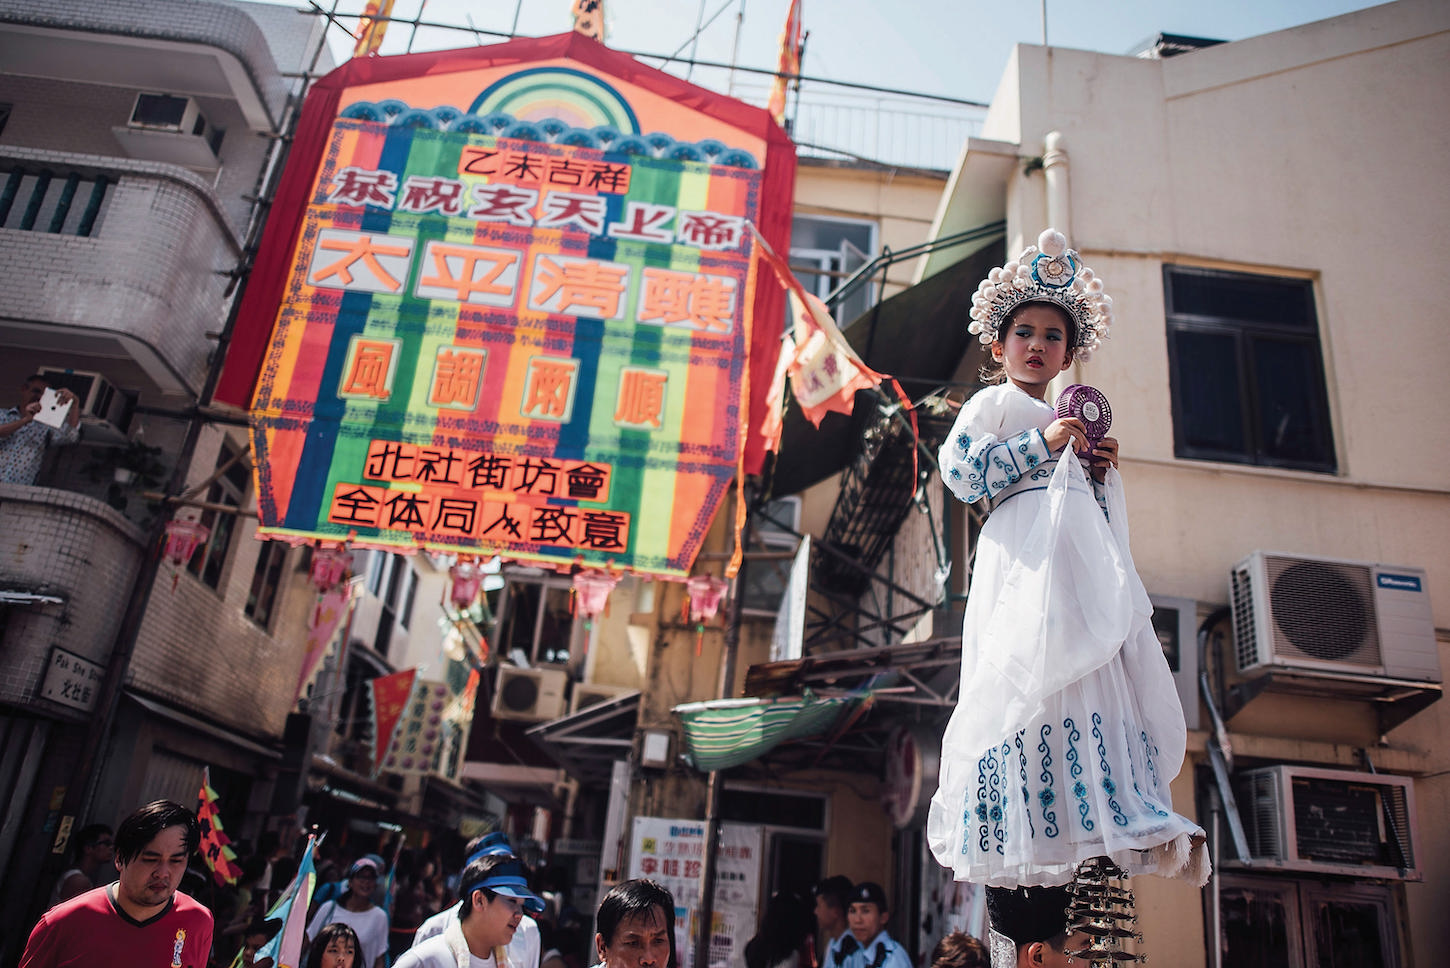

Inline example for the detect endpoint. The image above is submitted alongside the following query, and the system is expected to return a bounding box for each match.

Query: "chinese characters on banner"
[244,44,786,577]
[628,817,762,968]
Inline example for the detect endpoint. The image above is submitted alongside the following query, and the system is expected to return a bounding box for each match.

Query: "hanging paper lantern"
[449,559,484,609]
[163,517,210,566]
[161,517,210,591]
[685,574,729,656]
[686,574,728,623]
[573,570,620,624]
[310,546,351,592]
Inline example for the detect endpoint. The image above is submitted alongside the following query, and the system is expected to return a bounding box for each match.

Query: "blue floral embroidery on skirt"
[1037,724,1059,838]
[1064,717,1094,831]
[1092,713,1129,827]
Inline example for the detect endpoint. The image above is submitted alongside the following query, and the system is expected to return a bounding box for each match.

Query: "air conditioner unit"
[37,367,131,436]
[1230,551,1440,683]
[1232,764,1420,880]
[130,93,212,139]
[569,683,638,714]
[491,666,567,723]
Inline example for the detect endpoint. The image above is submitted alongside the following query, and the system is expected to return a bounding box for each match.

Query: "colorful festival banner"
[381,679,451,775]
[223,34,796,577]
[368,668,417,775]
[196,767,243,887]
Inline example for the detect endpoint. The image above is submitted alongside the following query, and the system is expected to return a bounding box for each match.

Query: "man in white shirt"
[413,833,540,968]
[397,853,546,968]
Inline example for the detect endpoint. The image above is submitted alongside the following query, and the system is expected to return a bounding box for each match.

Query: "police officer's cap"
[851,881,889,910]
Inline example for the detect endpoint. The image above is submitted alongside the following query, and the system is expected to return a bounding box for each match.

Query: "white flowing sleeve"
[938,389,1051,505]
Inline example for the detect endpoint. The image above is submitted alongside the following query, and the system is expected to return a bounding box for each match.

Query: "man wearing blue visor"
[397,851,546,968]
[412,833,541,968]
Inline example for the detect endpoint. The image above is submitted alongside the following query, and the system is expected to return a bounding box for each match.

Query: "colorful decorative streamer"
[195,767,243,886]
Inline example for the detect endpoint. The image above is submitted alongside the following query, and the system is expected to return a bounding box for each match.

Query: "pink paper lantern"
[310,546,351,591]
[573,570,620,623]
[162,518,210,567]
[449,560,484,609]
[685,574,729,623]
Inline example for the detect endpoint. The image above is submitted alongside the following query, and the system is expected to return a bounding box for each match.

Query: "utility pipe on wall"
[1043,131,1071,246]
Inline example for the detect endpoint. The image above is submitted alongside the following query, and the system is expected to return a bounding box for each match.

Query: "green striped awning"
[672,693,857,772]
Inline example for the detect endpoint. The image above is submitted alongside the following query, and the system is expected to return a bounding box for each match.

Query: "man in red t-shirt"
[21,799,214,968]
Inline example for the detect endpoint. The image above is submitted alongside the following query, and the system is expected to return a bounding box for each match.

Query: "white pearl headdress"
[967,228,1113,361]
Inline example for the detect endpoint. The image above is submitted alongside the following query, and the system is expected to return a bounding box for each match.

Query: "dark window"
[1220,875,1399,968]
[244,541,288,628]
[497,577,577,666]
[1164,267,1335,472]
[187,443,248,589]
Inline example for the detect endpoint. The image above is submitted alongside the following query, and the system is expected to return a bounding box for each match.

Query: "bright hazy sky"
[269,0,1390,105]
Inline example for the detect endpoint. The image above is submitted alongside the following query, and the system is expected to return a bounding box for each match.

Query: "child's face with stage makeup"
[992,302,1075,399]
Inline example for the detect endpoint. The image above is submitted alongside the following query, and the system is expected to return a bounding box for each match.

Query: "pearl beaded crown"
[967,229,1113,361]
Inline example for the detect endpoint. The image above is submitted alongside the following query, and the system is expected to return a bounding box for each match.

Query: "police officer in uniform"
[842,882,910,968]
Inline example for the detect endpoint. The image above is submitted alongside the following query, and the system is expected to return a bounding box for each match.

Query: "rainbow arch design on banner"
[469,66,640,134]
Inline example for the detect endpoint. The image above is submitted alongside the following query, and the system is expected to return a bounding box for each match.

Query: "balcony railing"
[0,167,112,236]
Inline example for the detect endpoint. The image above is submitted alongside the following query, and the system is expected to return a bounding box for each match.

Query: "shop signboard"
[628,816,762,968]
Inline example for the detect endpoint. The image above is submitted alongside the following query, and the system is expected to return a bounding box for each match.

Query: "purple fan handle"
[1055,384,1112,442]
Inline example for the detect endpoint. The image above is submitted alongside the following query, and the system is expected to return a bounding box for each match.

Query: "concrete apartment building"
[736,0,1447,963]
[0,0,331,957]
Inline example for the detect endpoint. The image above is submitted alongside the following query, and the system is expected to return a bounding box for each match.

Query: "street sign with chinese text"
[40,647,103,712]
[235,34,796,576]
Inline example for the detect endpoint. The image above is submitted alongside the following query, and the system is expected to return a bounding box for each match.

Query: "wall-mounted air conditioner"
[130,93,212,140]
[115,93,224,169]
[1233,764,1420,880]
[491,666,567,723]
[569,682,638,714]
[37,367,131,437]
[1230,551,1440,683]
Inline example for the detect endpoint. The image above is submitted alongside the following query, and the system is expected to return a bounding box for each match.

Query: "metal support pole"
[693,484,752,968]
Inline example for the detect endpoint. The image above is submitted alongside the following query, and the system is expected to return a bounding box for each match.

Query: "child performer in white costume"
[926,230,1209,889]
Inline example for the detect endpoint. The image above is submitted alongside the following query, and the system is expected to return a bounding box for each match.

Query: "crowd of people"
[21,801,591,968]
[25,799,1043,968]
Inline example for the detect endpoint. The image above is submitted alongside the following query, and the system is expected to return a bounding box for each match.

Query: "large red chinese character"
[537,191,608,234]
[676,211,744,250]
[530,255,628,319]
[520,357,579,421]
[326,166,398,207]
[417,242,520,306]
[428,348,487,410]
[613,368,667,429]
[310,230,413,292]
[608,202,675,243]
[339,336,399,400]
[637,268,737,331]
[467,185,538,226]
[397,175,466,215]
